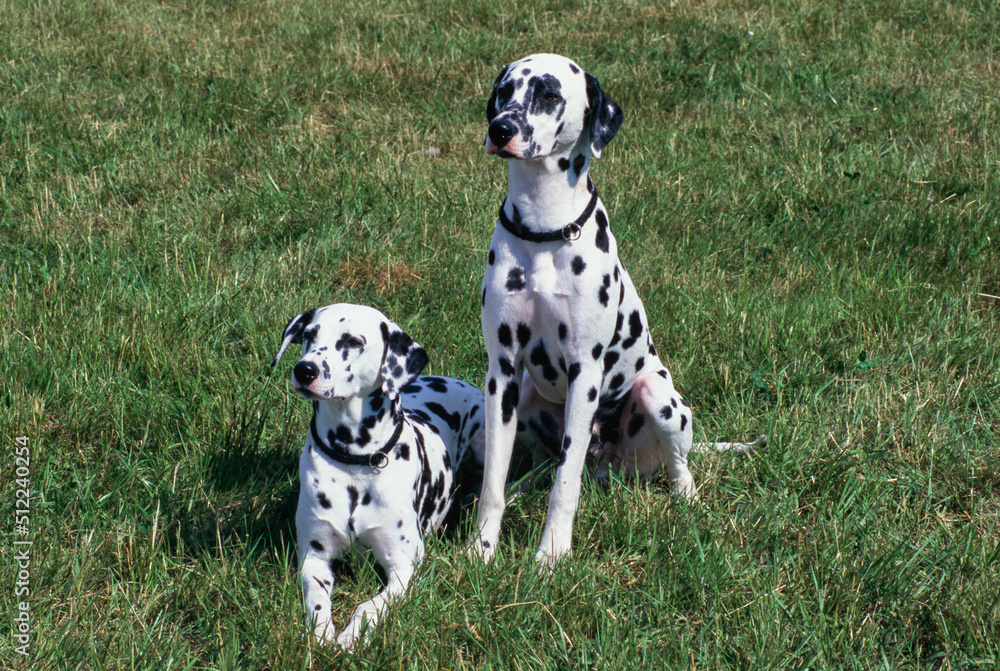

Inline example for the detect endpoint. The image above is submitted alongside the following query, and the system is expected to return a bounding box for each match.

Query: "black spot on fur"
[347,486,359,513]
[635,357,645,371]
[592,343,603,360]
[681,398,690,407]
[573,153,586,176]
[622,310,643,349]
[603,350,620,373]
[506,267,526,291]
[425,377,449,393]
[498,323,513,348]
[317,492,332,509]
[569,63,580,74]
[571,255,586,275]
[567,362,581,384]
[498,354,516,377]
[671,398,678,408]
[680,414,688,431]
[588,387,598,402]
[516,323,531,348]
[661,405,673,420]
[488,249,495,265]
[488,378,497,395]
[362,491,371,506]
[426,402,462,432]
[557,435,572,466]
[559,323,568,340]
[501,381,520,424]
[609,373,625,389]
[558,157,571,171]
[310,540,325,552]
[598,274,611,306]
[530,341,559,382]
[627,413,645,438]
[594,210,609,253]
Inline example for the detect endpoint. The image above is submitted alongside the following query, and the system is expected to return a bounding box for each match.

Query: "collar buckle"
[562,223,582,241]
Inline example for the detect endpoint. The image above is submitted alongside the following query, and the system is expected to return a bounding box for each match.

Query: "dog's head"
[272,304,429,402]
[485,53,624,161]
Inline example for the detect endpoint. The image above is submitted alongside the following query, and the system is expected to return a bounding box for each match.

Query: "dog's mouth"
[485,136,520,159]
[292,384,346,402]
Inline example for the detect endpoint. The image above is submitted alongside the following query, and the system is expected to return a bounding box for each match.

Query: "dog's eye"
[544,94,558,101]
[335,333,366,354]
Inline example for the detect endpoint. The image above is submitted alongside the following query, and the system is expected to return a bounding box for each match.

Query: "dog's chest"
[484,223,662,405]
[300,426,453,541]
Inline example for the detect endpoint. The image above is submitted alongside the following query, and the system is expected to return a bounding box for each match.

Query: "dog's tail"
[691,434,766,455]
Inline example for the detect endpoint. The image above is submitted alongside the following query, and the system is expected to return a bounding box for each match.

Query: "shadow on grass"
[162,393,301,560]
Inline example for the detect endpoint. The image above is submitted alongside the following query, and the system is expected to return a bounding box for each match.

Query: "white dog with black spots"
[273,303,485,649]
[472,54,763,567]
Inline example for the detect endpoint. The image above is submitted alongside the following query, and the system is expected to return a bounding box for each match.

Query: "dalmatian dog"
[472,54,763,567]
[273,303,485,649]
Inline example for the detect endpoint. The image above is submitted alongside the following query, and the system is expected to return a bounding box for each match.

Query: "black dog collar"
[310,415,404,469]
[498,182,599,243]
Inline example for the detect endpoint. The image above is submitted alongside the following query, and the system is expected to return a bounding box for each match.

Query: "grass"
[2,0,999,668]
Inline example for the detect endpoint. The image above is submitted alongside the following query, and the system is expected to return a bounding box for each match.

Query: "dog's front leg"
[535,367,602,567]
[336,546,419,650]
[298,533,344,645]
[471,356,524,562]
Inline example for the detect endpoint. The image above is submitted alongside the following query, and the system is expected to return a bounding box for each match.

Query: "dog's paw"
[337,605,376,651]
[670,474,699,502]
[534,546,571,574]
[467,537,497,563]
[310,619,338,647]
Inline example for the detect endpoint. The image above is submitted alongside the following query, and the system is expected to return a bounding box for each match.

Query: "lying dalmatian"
[273,303,485,649]
[472,54,763,566]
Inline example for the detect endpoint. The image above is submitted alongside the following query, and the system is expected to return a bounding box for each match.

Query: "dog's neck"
[312,390,402,454]
[503,147,594,233]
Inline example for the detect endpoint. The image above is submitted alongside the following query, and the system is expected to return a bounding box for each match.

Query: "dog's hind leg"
[593,369,698,499]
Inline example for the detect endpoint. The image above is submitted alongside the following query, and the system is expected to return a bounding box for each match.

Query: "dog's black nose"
[488,119,517,148]
[293,361,319,385]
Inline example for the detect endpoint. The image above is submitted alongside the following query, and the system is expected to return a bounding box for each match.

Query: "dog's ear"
[486,64,511,123]
[379,320,429,399]
[272,309,315,366]
[585,72,624,159]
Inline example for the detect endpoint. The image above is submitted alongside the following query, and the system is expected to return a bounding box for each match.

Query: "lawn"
[2,0,998,668]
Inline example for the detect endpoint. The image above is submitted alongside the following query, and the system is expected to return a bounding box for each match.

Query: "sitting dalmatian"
[472,54,763,567]
[273,303,485,649]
